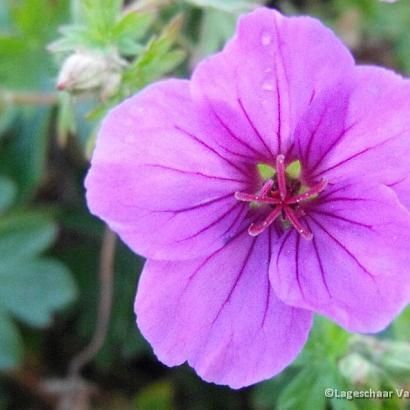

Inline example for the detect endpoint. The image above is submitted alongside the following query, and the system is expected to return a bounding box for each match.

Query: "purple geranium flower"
[85,8,410,388]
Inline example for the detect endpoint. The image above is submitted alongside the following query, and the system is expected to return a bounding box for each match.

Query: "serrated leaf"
[50,0,154,59]
[112,11,154,43]
[123,15,185,90]
[0,258,77,327]
[0,310,23,370]
[0,0,68,90]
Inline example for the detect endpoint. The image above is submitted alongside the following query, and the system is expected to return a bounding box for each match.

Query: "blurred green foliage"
[0,0,409,409]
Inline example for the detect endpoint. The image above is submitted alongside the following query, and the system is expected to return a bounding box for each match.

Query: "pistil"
[235,155,327,239]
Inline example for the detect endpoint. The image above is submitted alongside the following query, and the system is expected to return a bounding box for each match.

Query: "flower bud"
[56,50,126,98]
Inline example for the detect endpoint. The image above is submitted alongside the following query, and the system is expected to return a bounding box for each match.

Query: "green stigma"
[257,163,275,180]
[286,159,301,179]
[257,160,301,181]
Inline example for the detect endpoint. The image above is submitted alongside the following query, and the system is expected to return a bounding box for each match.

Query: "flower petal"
[135,227,312,388]
[270,182,410,333]
[389,175,410,211]
[191,8,354,162]
[300,66,410,184]
[86,80,255,260]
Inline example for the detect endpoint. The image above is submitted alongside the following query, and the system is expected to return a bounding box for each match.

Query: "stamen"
[234,191,280,205]
[234,155,326,240]
[248,205,282,236]
[283,205,313,240]
[276,154,287,200]
[235,192,282,205]
[259,179,274,197]
[286,179,328,204]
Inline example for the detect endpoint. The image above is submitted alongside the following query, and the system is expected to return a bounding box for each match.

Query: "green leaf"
[50,0,153,56]
[123,15,186,91]
[392,305,410,341]
[0,175,17,213]
[0,206,76,369]
[194,9,237,60]
[187,0,258,13]
[0,310,23,370]
[298,316,351,364]
[0,107,50,200]
[277,364,328,410]
[0,258,77,327]
[134,380,175,410]
[0,213,57,264]
[0,0,69,90]
[251,368,299,410]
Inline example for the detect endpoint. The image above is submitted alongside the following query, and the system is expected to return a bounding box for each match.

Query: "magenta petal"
[85,80,256,260]
[270,182,410,333]
[135,228,312,388]
[389,175,410,211]
[191,8,354,161]
[305,66,410,184]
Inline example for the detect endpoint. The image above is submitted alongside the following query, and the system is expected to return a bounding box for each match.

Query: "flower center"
[235,155,327,240]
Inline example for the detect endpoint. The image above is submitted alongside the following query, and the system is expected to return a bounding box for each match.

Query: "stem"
[1,91,59,106]
[69,227,116,377]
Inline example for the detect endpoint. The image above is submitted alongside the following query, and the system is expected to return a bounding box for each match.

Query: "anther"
[283,205,313,240]
[248,206,282,236]
[285,179,328,204]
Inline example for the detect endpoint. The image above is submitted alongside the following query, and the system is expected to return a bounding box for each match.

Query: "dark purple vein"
[175,125,249,177]
[308,120,359,176]
[212,239,257,324]
[275,229,292,268]
[221,204,248,237]
[302,103,330,165]
[143,163,247,184]
[309,209,373,229]
[305,219,331,298]
[312,129,410,179]
[237,98,275,161]
[294,234,305,300]
[156,193,233,213]
[176,202,240,242]
[209,103,267,158]
[309,216,376,281]
[261,228,273,327]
